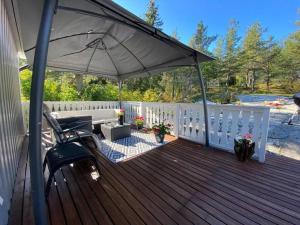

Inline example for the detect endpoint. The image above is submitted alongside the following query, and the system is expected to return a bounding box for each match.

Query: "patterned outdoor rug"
[98,130,168,163]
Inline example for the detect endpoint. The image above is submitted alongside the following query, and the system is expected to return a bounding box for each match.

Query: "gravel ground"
[238,95,300,160]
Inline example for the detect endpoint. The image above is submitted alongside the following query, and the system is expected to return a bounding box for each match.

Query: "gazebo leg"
[118,80,122,109]
[194,55,210,147]
[28,0,57,225]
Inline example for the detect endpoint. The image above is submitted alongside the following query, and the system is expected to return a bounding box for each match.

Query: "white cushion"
[92,118,118,125]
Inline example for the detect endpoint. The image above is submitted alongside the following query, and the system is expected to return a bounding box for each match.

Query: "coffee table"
[101,123,131,141]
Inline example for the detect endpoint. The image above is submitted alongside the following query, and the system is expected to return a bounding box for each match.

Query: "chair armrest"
[62,122,91,133]
[57,116,93,132]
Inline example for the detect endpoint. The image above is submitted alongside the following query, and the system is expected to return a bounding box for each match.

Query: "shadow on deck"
[8,137,300,225]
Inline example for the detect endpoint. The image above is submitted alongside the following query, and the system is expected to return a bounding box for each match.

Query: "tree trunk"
[226,73,229,91]
[245,70,250,88]
[182,75,191,102]
[251,70,256,92]
[266,63,271,93]
[75,74,83,92]
[266,73,270,93]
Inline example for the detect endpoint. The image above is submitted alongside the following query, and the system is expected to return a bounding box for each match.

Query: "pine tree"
[212,37,224,89]
[260,36,280,92]
[189,21,217,53]
[137,0,165,94]
[241,22,265,91]
[280,30,300,91]
[187,21,217,102]
[222,20,241,93]
[161,30,182,102]
[145,0,164,29]
[214,37,224,58]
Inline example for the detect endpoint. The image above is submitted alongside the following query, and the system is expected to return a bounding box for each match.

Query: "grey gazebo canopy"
[17,0,213,80]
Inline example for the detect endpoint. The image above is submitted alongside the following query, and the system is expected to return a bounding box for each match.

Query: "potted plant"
[234,133,255,162]
[134,116,144,130]
[152,122,171,143]
[117,109,125,125]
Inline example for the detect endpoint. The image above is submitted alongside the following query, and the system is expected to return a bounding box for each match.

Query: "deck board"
[8,137,300,225]
[162,145,300,212]
[7,139,28,225]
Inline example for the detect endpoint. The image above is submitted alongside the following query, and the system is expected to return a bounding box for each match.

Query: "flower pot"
[118,115,124,125]
[234,139,255,162]
[136,124,143,130]
[154,133,165,143]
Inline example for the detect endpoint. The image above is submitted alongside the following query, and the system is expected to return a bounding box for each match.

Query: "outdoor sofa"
[52,109,119,131]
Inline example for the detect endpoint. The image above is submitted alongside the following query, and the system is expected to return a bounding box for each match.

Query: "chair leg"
[45,172,54,197]
[43,159,47,173]
[91,158,101,177]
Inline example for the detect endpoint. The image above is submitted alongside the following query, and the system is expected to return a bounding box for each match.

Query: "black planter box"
[118,115,124,125]
[234,139,255,162]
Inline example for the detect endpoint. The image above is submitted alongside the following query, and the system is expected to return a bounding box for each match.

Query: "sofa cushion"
[53,109,119,124]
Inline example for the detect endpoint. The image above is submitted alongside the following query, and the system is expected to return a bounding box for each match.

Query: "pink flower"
[153,127,160,133]
[134,116,144,121]
[243,133,253,140]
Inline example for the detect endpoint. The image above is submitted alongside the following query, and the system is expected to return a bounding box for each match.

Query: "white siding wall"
[0,1,25,224]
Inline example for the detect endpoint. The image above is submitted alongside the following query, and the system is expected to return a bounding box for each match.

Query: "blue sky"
[113,0,299,49]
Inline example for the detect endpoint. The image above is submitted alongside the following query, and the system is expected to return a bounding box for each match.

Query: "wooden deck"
[8,137,300,225]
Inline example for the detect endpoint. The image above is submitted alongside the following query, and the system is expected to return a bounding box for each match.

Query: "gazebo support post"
[194,55,210,147]
[28,0,57,224]
[118,80,122,109]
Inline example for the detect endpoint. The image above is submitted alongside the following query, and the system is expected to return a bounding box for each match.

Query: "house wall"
[0,1,25,224]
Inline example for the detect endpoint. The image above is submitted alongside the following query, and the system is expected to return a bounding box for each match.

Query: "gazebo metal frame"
[25,0,213,224]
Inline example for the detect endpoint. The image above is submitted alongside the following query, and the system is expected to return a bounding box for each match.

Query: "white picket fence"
[22,101,270,162]
[123,101,270,162]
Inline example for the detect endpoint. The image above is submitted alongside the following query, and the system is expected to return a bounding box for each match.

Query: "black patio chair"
[43,111,91,144]
[43,111,102,149]
[42,111,102,197]
[43,142,100,197]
